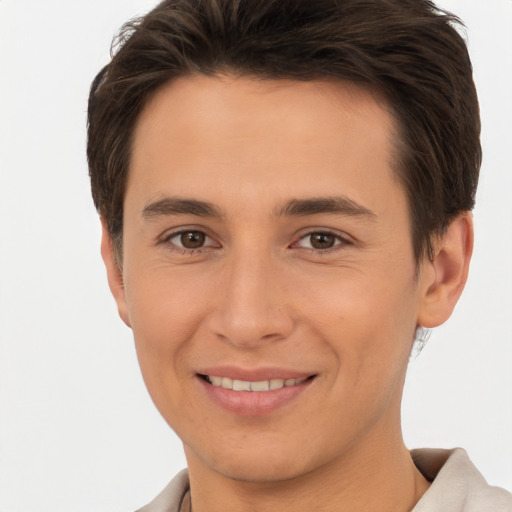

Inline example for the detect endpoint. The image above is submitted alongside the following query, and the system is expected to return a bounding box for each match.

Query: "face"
[108,75,443,483]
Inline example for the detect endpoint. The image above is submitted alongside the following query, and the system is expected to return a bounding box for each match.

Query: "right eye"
[164,230,218,252]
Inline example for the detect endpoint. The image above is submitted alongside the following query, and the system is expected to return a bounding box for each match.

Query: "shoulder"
[411,448,512,512]
[135,469,190,512]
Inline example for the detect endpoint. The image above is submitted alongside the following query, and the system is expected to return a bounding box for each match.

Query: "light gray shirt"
[137,448,512,511]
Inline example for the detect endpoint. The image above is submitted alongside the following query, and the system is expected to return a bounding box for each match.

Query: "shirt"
[136,448,512,512]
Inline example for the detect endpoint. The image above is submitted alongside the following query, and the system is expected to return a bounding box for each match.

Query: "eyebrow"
[276,196,376,219]
[141,195,375,220]
[142,197,223,219]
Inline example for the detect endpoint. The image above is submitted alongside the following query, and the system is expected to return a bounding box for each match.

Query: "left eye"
[167,230,214,250]
[296,232,344,250]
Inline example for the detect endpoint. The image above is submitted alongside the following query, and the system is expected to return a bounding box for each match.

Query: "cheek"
[125,276,211,431]
[125,267,213,383]
[302,268,419,378]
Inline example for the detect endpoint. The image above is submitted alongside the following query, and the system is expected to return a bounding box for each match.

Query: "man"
[87,0,512,510]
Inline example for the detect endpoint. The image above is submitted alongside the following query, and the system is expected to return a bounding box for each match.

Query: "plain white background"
[0,1,511,511]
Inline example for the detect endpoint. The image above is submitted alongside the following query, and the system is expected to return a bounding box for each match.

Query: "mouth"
[198,374,313,391]
[197,372,317,416]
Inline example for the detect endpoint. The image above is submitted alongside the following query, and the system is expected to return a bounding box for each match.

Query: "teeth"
[233,379,251,391]
[270,378,285,390]
[210,376,222,386]
[206,375,308,391]
[251,380,270,392]
[221,377,233,389]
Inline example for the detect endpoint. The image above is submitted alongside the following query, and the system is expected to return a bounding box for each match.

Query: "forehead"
[128,74,402,219]
[133,74,394,156]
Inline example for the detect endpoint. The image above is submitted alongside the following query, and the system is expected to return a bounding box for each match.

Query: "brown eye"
[179,231,206,249]
[309,233,336,249]
[165,229,219,253]
[296,231,345,251]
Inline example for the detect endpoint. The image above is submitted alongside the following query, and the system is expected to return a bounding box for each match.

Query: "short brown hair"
[87,0,481,262]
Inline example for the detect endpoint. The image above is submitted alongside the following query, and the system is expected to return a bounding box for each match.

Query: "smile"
[197,368,317,416]
[202,375,309,391]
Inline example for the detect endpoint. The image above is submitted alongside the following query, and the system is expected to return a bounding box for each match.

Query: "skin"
[102,75,473,512]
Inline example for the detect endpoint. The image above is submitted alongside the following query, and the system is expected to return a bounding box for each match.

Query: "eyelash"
[160,229,351,255]
[161,230,217,255]
[293,230,351,254]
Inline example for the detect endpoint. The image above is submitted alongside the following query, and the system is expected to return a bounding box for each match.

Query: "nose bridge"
[210,240,294,346]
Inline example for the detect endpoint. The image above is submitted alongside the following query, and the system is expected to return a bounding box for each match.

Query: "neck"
[184,430,430,512]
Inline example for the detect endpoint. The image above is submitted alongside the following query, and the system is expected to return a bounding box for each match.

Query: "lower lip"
[198,377,314,417]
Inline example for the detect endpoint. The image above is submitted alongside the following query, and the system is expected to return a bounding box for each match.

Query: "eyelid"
[160,227,221,251]
[292,229,353,250]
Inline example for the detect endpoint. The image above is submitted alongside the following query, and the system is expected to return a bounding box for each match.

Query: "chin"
[186,440,326,484]
[213,459,309,484]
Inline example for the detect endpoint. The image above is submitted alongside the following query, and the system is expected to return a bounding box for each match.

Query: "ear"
[100,219,131,328]
[417,213,474,328]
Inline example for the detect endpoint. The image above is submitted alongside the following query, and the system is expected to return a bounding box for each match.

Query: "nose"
[206,249,295,348]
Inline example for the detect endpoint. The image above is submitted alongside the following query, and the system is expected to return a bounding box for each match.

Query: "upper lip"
[196,366,315,382]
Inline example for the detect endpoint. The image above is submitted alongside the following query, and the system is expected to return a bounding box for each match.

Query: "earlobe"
[417,213,474,328]
[100,219,132,328]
